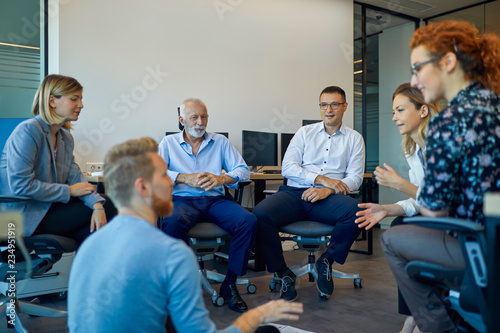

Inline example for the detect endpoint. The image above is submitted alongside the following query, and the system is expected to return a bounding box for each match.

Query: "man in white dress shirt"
[253,86,365,301]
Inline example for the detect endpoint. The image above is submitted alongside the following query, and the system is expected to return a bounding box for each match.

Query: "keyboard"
[263,170,281,174]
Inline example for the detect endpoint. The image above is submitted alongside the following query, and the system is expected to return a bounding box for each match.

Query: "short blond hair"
[104,137,158,208]
[32,75,83,130]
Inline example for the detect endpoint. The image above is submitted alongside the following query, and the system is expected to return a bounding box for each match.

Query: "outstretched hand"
[258,300,303,323]
[355,203,387,230]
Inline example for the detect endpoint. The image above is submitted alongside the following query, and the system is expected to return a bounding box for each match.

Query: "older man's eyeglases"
[319,102,345,110]
[411,55,443,77]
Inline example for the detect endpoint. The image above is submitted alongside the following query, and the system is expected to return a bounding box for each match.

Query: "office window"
[0,0,46,119]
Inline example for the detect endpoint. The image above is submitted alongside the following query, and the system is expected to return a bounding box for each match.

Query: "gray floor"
[0,228,405,333]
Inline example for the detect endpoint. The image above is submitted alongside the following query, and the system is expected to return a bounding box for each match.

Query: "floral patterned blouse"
[418,82,500,224]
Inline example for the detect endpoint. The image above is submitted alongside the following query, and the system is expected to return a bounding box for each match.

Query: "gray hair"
[179,98,204,119]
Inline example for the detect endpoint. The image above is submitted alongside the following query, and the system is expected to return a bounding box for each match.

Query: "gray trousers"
[381,225,465,333]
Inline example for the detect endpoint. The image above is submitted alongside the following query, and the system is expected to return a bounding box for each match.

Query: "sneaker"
[314,258,334,296]
[280,275,298,301]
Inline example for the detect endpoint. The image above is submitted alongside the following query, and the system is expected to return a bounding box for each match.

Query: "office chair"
[187,181,256,307]
[0,195,77,333]
[269,220,362,300]
[403,215,488,332]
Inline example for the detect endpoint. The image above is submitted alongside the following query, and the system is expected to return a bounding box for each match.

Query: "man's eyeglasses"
[411,55,443,78]
[319,102,346,110]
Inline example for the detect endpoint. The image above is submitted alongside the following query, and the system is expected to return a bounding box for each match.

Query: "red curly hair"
[411,20,500,94]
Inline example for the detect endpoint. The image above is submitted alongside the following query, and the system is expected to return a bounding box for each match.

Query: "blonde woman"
[355,83,439,230]
[0,75,116,243]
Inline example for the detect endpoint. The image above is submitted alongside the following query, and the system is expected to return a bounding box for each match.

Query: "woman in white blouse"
[355,83,439,229]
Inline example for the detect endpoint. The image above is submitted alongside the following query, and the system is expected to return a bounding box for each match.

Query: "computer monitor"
[242,130,278,170]
[302,119,322,126]
[281,133,295,164]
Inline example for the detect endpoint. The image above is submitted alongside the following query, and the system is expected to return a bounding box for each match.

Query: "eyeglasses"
[319,102,346,110]
[411,55,442,78]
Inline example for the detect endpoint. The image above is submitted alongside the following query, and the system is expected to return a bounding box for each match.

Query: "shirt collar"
[318,122,345,136]
[178,130,212,145]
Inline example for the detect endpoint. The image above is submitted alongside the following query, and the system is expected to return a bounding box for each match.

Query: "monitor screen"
[281,133,295,163]
[242,130,278,168]
[302,119,322,126]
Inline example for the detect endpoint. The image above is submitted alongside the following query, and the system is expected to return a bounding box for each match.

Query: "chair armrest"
[238,180,252,188]
[0,195,31,203]
[403,216,484,233]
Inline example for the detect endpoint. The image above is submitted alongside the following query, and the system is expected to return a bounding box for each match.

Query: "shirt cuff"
[167,170,180,182]
[306,172,319,186]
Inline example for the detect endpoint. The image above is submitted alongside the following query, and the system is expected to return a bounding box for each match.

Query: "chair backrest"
[404,216,488,331]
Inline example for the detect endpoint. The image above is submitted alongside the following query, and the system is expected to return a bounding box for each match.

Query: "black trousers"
[34,195,117,244]
[254,185,361,273]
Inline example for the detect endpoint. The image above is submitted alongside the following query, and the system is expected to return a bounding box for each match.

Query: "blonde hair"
[32,75,83,130]
[392,83,440,156]
[104,137,159,208]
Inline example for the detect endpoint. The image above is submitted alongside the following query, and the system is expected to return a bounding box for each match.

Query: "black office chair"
[269,221,362,300]
[0,196,77,333]
[187,181,256,306]
[403,216,488,332]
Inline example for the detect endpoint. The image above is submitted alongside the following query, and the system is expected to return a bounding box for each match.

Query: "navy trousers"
[161,195,257,276]
[253,186,361,273]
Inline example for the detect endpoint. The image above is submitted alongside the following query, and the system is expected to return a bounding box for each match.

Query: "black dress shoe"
[220,284,248,313]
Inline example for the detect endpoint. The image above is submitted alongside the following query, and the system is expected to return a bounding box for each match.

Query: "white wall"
[378,22,415,228]
[50,0,354,171]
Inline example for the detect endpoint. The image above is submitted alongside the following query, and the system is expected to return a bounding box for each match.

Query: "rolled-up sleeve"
[222,140,250,189]
[342,134,365,192]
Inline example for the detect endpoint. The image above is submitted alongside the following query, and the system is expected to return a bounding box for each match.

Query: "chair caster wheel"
[213,296,225,307]
[354,278,363,288]
[246,283,257,294]
[56,291,68,300]
[269,279,281,292]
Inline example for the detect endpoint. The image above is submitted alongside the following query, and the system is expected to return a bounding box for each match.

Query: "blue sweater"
[68,215,240,333]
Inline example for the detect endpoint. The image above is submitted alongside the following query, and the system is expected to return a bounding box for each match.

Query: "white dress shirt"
[395,145,425,216]
[282,122,365,192]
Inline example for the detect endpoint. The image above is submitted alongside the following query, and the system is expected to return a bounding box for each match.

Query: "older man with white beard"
[158,98,257,313]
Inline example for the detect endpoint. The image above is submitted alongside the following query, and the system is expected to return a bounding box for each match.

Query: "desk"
[250,173,284,205]
[86,175,105,193]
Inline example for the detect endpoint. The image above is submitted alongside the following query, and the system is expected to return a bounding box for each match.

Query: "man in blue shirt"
[158,98,257,313]
[253,86,365,302]
[68,137,303,332]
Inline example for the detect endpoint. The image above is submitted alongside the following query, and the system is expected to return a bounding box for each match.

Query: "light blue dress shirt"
[158,132,250,197]
[282,122,365,192]
[68,215,241,333]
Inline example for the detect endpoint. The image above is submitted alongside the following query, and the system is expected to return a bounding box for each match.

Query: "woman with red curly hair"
[381,21,500,333]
